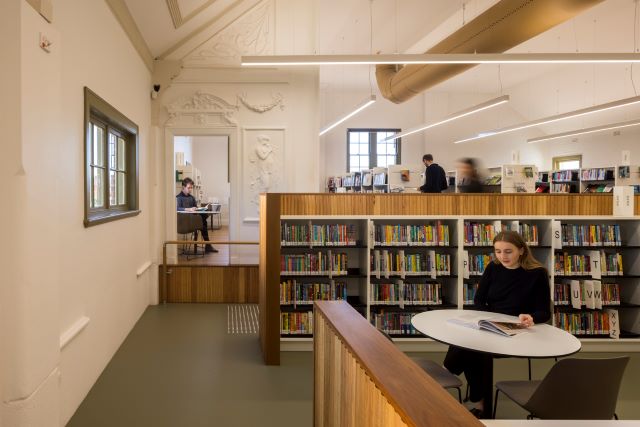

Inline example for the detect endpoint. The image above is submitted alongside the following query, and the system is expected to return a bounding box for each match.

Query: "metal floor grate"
[227,304,259,334]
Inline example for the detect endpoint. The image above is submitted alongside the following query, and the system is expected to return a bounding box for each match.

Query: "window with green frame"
[347,128,401,173]
[84,87,140,227]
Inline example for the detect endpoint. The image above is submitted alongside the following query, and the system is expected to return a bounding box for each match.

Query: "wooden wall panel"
[314,301,482,426]
[279,193,640,216]
[164,266,258,303]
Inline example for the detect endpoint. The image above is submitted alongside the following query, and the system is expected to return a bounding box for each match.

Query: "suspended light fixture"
[383,95,510,141]
[242,53,640,67]
[527,120,640,143]
[453,95,640,144]
[319,95,376,136]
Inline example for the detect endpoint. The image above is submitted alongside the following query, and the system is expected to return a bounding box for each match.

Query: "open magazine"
[448,317,529,337]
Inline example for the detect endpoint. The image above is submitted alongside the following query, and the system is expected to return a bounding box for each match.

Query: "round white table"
[411,309,581,418]
[411,309,581,358]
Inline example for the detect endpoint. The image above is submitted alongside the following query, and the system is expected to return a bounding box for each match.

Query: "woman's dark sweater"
[474,261,551,324]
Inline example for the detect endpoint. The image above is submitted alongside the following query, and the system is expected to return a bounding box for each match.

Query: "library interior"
[6,0,640,425]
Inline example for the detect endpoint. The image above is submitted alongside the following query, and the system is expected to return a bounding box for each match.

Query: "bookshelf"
[277,215,640,345]
[580,167,615,193]
[535,170,550,193]
[551,169,580,193]
[483,166,502,193]
[260,194,640,363]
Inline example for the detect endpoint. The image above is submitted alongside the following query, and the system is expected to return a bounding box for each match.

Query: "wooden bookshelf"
[259,194,640,364]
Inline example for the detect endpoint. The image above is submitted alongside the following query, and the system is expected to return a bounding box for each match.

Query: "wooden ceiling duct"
[376,0,605,104]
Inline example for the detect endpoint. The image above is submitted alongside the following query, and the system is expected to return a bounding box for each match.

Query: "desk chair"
[210,203,222,229]
[177,214,203,257]
[493,356,629,419]
[379,330,463,403]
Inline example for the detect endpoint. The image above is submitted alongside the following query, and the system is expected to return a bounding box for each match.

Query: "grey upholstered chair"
[493,356,629,419]
[177,213,202,256]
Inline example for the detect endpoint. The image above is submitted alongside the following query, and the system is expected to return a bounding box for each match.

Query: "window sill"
[84,209,141,227]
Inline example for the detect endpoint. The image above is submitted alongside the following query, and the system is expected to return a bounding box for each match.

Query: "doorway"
[174,135,230,265]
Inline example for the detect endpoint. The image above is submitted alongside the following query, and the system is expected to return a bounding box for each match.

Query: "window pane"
[387,143,396,155]
[559,160,580,170]
[92,167,104,208]
[109,170,116,206]
[377,143,387,155]
[117,137,125,170]
[109,133,116,169]
[350,143,359,155]
[117,172,126,205]
[92,124,104,166]
[377,155,386,166]
[360,155,369,169]
[349,133,359,143]
[358,132,369,144]
[350,155,359,169]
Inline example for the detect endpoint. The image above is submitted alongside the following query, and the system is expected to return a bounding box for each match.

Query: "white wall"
[174,136,193,165]
[0,0,154,425]
[192,135,230,225]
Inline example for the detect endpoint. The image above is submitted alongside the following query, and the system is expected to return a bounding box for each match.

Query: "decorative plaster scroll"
[238,92,284,113]
[165,90,238,127]
[183,0,274,67]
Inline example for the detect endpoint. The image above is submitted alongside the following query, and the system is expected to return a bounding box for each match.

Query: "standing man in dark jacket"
[177,177,218,253]
[420,154,448,193]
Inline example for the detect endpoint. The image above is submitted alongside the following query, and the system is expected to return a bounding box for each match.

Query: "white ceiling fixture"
[453,95,640,144]
[527,120,640,143]
[319,95,376,137]
[242,53,640,66]
[383,95,510,141]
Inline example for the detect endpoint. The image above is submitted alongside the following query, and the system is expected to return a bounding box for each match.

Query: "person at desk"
[177,177,218,253]
[419,154,448,193]
[444,231,550,418]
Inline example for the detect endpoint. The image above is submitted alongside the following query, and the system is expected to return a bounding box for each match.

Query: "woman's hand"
[518,314,534,327]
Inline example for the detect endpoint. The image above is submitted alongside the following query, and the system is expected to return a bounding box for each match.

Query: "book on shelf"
[447,317,529,337]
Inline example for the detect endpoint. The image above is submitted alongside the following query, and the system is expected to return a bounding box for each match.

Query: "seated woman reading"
[444,230,550,418]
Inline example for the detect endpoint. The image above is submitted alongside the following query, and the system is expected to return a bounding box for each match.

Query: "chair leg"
[455,387,462,403]
[493,389,500,419]
[464,384,470,402]
[614,413,619,420]
[528,358,532,380]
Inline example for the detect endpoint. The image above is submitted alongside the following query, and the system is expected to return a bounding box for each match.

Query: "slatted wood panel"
[314,301,482,427]
[164,265,258,303]
[259,193,281,365]
[279,193,640,216]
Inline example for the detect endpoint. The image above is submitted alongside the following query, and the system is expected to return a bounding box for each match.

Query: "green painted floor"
[68,304,313,427]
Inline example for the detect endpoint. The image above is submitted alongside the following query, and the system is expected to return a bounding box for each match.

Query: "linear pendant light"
[453,94,640,144]
[319,95,376,136]
[527,119,640,143]
[242,53,640,67]
[382,95,510,141]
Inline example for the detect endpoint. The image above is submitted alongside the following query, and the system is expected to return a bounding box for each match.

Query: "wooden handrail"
[161,240,259,304]
[314,301,482,426]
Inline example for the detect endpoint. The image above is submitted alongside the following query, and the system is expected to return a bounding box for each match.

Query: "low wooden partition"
[161,265,259,303]
[314,301,481,426]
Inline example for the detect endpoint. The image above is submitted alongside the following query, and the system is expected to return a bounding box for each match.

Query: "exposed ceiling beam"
[166,0,221,29]
[105,0,154,72]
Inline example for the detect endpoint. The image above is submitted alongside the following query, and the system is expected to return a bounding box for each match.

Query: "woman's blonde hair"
[493,230,546,271]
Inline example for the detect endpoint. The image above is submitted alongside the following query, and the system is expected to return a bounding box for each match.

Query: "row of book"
[553,252,624,276]
[370,282,443,305]
[551,170,579,182]
[373,223,451,246]
[370,250,452,276]
[554,281,621,307]
[551,183,577,193]
[370,312,420,336]
[561,224,622,246]
[464,222,500,246]
[582,184,614,193]
[580,168,614,181]
[280,280,347,305]
[280,252,348,275]
[468,254,494,276]
[280,311,313,335]
[506,223,539,245]
[281,223,357,246]
[463,282,479,305]
[553,311,612,336]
